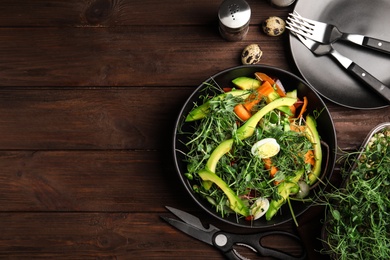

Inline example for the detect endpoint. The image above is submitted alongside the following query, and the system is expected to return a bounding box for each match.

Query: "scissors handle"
[212,230,306,260]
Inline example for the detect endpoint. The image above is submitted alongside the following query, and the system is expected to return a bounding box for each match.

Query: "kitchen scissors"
[161,206,306,260]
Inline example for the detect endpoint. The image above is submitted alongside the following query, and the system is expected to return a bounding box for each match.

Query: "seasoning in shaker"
[218,0,251,41]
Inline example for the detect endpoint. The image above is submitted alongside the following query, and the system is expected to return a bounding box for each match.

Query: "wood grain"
[0,88,192,149]
[0,150,178,211]
[0,26,290,87]
[0,0,285,27]
[0,0,389,259]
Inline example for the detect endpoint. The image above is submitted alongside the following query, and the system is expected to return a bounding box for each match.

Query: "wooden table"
[0,1,389,259]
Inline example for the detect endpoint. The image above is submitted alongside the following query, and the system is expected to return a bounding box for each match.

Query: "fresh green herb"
[320,128,390,260]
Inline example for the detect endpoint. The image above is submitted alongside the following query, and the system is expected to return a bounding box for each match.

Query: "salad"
[177,72,323,223]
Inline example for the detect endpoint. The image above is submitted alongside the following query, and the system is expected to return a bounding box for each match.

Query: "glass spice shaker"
[218,0,251,42]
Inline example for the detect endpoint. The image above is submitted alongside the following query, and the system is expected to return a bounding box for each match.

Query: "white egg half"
[251,138,280,159]
[250,197,270,220]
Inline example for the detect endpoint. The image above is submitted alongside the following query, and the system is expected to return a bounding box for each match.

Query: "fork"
[293,33,390,103]
[286,12,390,54]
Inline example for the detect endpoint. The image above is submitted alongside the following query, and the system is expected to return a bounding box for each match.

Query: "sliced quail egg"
[251,138,280,159]
[250,197,270,220]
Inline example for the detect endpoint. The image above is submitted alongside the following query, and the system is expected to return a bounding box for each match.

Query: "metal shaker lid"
[218,0,251,29]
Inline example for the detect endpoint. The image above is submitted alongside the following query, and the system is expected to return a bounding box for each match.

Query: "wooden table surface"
[1,0,389,259]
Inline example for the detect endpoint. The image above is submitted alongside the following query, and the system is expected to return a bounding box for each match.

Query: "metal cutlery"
[286,12,390,54]
[292,33,390,103]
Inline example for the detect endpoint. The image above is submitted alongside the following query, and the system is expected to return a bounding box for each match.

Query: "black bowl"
[173,65,337,229]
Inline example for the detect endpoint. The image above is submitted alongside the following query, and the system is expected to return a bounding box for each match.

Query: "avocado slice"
[202,139,234,190]
[286,89,298,99]
[198,168,250,217]
[265,168,304,221]
[236,97,297,140]
[265,181,299,220]
[305,115,322,185]
[232,76,261,90]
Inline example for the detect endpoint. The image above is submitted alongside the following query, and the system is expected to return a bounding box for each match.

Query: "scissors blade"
[165,206,219,232]
[161,216,214,245]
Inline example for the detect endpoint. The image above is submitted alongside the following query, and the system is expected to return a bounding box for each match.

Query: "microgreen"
[320,128,390,259]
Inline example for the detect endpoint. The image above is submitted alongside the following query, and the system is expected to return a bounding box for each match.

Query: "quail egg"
[251,138,280,159]
[262,16,286,36]
[241,44,263,65]
[250,197,270,220]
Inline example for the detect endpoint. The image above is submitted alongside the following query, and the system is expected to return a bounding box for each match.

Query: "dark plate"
[290,0,390,109]
[173,65,337,229]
